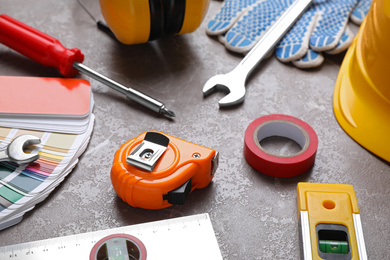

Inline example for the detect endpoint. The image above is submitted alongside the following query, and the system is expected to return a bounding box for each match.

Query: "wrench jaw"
[218,90,246,108]
[7,135,41,165]
[202,74,226,97]
[203,74,246,108]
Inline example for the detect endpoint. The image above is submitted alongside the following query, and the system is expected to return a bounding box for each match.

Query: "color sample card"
[0,76,95,230]
[0,76,94,134]
[0,76,91,117]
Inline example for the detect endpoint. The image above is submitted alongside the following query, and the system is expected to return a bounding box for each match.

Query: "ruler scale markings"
[0,213,222,260]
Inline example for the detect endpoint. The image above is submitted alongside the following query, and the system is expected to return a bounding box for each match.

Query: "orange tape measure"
[111,131,218,209]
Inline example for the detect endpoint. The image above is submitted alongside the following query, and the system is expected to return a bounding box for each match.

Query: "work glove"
[206,0,372,69]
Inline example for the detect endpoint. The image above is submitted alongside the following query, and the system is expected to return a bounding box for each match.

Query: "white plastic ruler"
[0,213,223,260]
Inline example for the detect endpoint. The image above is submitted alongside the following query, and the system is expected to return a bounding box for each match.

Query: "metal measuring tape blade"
[297,183,368,260]
[112,131,219,209]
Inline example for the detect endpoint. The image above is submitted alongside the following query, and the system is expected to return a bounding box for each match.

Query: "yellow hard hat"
[99,0,210,45]
[333,0,390,162]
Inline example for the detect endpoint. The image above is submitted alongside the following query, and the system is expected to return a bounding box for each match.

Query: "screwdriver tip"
[161,107,176,118]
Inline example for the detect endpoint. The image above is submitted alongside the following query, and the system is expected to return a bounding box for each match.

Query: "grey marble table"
[0,1,389,259]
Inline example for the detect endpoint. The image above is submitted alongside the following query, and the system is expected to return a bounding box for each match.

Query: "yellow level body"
[297,183,367,259]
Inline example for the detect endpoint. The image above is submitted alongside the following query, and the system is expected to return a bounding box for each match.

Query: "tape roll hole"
[95,237,142,260]
[256,121,309,157]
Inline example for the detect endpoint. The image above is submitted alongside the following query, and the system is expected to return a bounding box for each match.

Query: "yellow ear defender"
[99,0,210,45]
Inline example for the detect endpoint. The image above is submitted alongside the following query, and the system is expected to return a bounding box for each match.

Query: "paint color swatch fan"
[0,76,95,230]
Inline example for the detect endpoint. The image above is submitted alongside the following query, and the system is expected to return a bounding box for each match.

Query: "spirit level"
[297,182,367,260]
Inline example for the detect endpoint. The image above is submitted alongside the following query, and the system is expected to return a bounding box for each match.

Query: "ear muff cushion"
[99,0,151,44]
[148,0,165,41]
[163,0,186,35]
[179,0,210,34]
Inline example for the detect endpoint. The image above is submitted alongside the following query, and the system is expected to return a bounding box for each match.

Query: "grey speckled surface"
[0,0,389,259]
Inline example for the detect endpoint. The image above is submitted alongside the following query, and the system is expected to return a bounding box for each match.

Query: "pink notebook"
[0,76,91,118]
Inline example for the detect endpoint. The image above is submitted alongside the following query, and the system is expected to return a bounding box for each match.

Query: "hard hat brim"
[333,22,390,163]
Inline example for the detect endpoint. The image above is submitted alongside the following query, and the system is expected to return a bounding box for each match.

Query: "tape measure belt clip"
[127,132,170,172]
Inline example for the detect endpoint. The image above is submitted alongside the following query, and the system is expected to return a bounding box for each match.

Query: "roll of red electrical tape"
[244,114,318,178]
[90,234,147,260]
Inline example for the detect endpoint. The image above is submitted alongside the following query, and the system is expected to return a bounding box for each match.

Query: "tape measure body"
[99,0,210,44]
[244,114,318,178]
[111,131,217,209]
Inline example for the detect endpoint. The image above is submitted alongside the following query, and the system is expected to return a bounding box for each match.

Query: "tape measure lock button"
[112,131,218,209]
[244,114,318,178]
[163,179,192,205]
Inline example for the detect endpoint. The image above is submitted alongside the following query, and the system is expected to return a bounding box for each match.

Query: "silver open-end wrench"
[0,135,41,165]
[203,0,313,107]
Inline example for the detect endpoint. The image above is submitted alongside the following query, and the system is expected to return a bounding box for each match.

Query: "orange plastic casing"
[111,131,217,209]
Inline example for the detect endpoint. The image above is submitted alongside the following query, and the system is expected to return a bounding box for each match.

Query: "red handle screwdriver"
[0,14,175,118]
